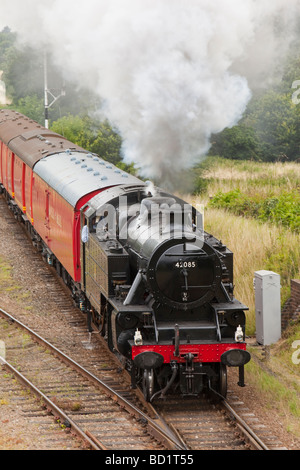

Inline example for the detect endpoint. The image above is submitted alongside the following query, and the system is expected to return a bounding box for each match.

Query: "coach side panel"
[13,155,27,212]
[0,142,8,190]
[0,141,33,220]
[31,172,78,281]
[6,148,14,198]
[0,141,3,186]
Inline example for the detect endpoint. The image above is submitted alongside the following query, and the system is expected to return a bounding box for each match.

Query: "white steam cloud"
[1,0,300,185]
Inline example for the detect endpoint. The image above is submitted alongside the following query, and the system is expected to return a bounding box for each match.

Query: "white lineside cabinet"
[254,270,281,345]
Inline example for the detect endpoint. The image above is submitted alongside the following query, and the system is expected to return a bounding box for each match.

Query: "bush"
[258,193,300,232]
[209,189,300,233]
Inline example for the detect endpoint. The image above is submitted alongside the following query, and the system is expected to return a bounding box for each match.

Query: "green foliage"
[211,124,261,160]
[16,95,45,124]
[259,194,300,232]
[51,114,134,170]
[209,189,260,218]
[192,176,210,194]
[244,90,300,161]
[1,40,44,103]
[209,189,300,233]
[0,27,17,74]
[51,114,93,148]
[264,242,300,303]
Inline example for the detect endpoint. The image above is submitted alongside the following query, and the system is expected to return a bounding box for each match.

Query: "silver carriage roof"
[34,150,143,207]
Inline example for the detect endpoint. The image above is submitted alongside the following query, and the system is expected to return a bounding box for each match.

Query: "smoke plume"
[1,0,300,185]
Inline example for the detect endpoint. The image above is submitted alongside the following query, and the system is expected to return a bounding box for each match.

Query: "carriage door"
[45,188,51,243]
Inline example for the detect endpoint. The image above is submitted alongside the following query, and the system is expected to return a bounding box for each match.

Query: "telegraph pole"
[44,52,65,128]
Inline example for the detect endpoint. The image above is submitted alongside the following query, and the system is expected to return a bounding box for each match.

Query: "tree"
[16,94,45,124]
[244,90,300,161]
[210,47,300,162]
[4,45,44,103]
[210,124,261,160]
[51,114,125,167]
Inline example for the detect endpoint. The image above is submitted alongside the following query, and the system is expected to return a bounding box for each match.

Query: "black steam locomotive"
[81,183,250,401]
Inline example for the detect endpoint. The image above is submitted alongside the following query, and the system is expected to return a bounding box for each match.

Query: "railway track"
[0,307,185,451]
[0,361,84,450]
[0,195,288,451]
[154,394,275,451]
[0,306,277,452]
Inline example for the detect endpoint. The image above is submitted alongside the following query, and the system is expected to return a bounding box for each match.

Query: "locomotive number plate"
[175,261,196,268]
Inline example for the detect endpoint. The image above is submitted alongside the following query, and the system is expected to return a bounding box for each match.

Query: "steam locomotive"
[0,110,250,401]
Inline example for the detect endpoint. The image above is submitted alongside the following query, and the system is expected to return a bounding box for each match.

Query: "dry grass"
[202,159,300,181]
[199,158,300,200]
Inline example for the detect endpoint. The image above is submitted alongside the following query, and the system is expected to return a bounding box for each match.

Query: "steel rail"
[0,307,187,450]
[222,399,270,450]
[0,355,106,450]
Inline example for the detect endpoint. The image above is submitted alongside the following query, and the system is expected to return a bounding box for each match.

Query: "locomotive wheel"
[142,369,155,401]
[218,364,227,398]
[209,363,227,400]
[89,306,105,334]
